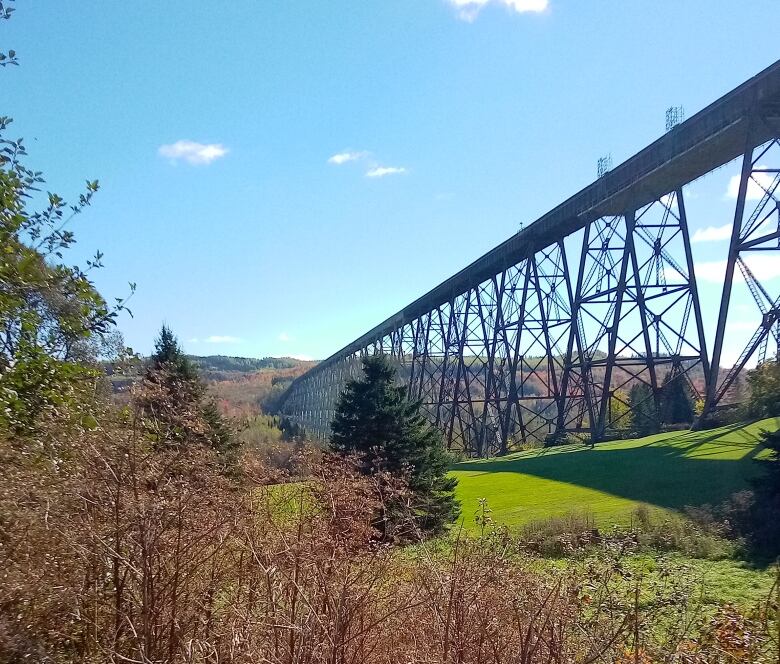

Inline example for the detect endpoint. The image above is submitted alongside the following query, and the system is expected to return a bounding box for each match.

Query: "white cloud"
[158,140,229,165]
[726,320,760,332]
[204,335,241,344]
[692,222,733,243]
[692,217,774,243]
[288,353,313,361]
[328,150,408,179]
[726,166,775,201]
[328,150,369,165]
[278,332,291,342]
[447,0,548,21]
[694,254,780,284]
[366,166,407,178]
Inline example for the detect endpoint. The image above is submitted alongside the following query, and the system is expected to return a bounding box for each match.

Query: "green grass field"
[452,418,779,530]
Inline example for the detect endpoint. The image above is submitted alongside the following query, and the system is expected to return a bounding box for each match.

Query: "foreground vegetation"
[5,406,779,662]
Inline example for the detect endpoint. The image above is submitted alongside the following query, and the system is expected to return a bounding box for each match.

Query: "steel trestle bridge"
[279,61,780,457]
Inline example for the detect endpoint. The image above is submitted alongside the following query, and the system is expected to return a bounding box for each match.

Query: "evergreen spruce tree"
[141,325,237,460]
[748,427,780,555]
[330,354,460,537]
[150,323,199,381]
[629,382,660,436]
[659,370,695,425]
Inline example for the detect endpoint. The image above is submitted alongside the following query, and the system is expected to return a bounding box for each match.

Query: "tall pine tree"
[330,355,460,538]
[629,382,660,436]
[150,323,199,381]
[139,325,238,461]
[659,370,694,425]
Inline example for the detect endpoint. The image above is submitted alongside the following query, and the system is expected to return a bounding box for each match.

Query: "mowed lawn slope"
[451,418,779,530]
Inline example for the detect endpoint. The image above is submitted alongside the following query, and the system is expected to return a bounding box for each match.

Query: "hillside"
[452,417,779,529]
[188,355,310,381]
[197,355,316,417]
[108,355,316,417]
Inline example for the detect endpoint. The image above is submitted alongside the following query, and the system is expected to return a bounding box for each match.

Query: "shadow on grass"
[452,422,773,513]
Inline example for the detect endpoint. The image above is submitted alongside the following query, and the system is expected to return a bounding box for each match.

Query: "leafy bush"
[744,360,780,419]
[543,432,587,448]
[697,403,743,429]
[514,505,741,561]
[520,512,601,556]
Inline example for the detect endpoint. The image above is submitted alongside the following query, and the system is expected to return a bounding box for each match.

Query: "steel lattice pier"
[279,61,780,456]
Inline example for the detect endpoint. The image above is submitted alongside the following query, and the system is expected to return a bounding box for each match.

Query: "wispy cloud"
[278,332,291,342]
[328,150,369,165]
[366,166,407,178]
[695,254,780,284]
[159,140,229,165]
[693,218,774,243]
[692,223,733,243]
[328,150,408,179]
[204,335,241,344]
[726,166,775,201]
[447,0,548,22]
[726,320,760,332]
[288,353,314,361]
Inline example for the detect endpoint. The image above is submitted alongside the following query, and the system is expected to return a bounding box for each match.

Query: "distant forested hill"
[108,355,316,417]
[188,355,308,381]
[197,356,316,417]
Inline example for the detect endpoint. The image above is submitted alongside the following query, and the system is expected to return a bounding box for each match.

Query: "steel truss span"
[279,60,780,456]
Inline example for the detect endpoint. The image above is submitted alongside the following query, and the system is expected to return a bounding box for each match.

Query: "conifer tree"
[659,370,694,424]
[330,354,460,537]
[150,323,199,381]
[629,382,660,436]
[140,325,237,460]
[745,427,780,555]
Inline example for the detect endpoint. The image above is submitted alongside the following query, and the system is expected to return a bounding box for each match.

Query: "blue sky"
[4,1,779,363]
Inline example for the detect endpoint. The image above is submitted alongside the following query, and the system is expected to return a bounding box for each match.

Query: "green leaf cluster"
[0,115,133,433]
[744,360,780,419]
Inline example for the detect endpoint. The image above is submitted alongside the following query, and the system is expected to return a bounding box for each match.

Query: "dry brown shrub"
[1,380,777,663]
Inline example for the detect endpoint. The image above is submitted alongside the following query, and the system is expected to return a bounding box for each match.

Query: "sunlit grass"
[451,418,779,530]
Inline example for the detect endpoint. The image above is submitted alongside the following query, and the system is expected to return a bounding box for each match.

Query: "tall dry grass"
[1,384,777,663]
